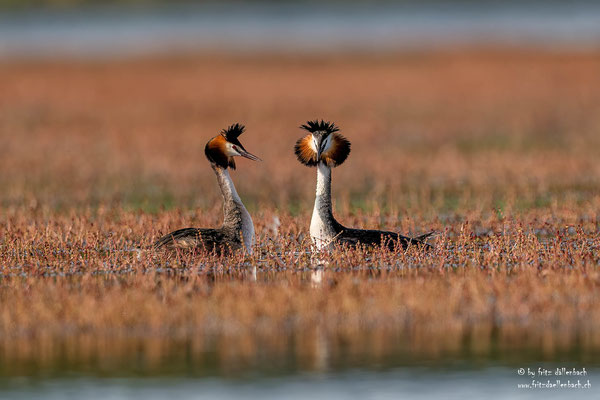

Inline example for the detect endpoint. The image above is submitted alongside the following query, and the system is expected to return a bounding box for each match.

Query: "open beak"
[238,148,262,161]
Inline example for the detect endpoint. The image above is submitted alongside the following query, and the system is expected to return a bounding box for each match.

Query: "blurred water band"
[1,1,600,59]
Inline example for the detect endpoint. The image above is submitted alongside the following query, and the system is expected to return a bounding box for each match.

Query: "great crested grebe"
[294,120,432,251]
[154,123,260,254]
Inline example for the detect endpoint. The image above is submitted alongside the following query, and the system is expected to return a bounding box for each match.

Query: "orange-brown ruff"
[295,119,432,251]
[154,123,260,254]
[295,131,350,167]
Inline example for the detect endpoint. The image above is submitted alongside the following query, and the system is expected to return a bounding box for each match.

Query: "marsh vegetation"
[1,50,600,377]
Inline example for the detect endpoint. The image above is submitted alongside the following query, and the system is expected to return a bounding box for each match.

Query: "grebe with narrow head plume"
[295,119,432,251]
[154,123,260,254]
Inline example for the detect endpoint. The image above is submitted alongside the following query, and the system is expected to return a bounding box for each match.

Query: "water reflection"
[1,328,598,379]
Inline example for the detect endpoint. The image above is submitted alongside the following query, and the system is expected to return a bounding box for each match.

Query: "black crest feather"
[205,123,247,170]
[300,120,339,134]
[221,123,245,141]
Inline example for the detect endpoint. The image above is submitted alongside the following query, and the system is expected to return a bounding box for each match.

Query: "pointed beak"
[238,148,262,161]
[313,136,323,159]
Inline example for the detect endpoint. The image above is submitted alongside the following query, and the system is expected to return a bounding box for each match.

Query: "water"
[1,1,600,59]
[2,368,598,399]
[0,331,597,399]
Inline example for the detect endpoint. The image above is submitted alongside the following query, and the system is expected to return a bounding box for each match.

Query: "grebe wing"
[154,228,228,251]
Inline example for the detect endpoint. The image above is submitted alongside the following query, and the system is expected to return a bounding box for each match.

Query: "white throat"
[310,163,335,250]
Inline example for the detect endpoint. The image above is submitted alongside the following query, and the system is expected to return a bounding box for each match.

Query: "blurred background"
[2,0,600,57]
[1,1,600,399]
[1,0,600,216]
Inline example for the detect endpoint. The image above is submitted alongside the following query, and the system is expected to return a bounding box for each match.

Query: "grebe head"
[205,123,261,170]
[294,119,351,168]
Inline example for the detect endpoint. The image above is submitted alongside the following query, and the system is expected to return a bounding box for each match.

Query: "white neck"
[310,163,337,249]
[219,168,242,203]
[315,163,330,197]
[215,167,255,254]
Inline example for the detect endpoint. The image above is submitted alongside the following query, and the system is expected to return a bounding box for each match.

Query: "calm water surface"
[1,337,597,399]
[2,368,598,399]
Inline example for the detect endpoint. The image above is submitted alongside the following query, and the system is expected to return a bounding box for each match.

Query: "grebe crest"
[294,119,432,252]
[294,119,351,168]
[205,123,260,170]
[154,122,260,254]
